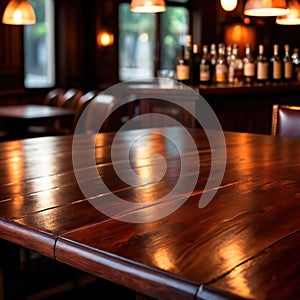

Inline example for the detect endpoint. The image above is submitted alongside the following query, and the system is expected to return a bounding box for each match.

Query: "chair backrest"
[43,88,65,106]
[85,94,116,133]
[57,88,83,108]
[72,90,98,131]
[271,104,300,138]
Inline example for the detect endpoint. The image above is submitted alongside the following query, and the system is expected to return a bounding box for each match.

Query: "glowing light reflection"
[220,241,253,298]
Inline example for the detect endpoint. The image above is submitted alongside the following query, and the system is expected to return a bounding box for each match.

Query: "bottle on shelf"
[292,47,300,82]
[210,43,217,84]
[255,44,269,83]
[184,35,193,61]
[234,45,244,85]
[176,45,191,85]
[199,44,211,85]
[243,43,255,84]
[215,43,228,84]
[283,44,293,82]
[191,43,201,85]
[227,45,236,84]
[226,44,233,65]
[185,34,193,82]
[228,44,243,85]
[270,44,282,82]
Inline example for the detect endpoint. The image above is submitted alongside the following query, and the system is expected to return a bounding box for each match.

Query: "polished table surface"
[0,127,299,300]
[0,104,74,139]
[0,104,74,119]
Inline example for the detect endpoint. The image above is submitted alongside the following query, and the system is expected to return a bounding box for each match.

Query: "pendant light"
[130,0,166,13]
[2,0,36,25]
[221,0,238,11]
[276,0,300,24]
[244,0,288,17]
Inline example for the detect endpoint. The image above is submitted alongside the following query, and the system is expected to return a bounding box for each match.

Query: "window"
[24,0,55,88]
[118,2,189,81]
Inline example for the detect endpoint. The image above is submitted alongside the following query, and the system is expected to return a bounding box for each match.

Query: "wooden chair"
[57,88,83,109]
[28,90,98,138]
[271,104,300,138]
[26,89,76,138]
[43,88,66,106]
[72,90,98,132]
[85,94,116,133]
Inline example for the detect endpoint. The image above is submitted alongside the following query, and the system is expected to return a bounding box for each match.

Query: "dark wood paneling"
[0,21,24,89]
[56,0,86,88]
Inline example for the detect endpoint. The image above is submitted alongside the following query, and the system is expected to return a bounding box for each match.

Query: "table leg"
[0,240,25,300]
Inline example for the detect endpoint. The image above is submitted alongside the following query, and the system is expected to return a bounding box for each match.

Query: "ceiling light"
[130,0,166,13]
[221,0,238,11]
[2,0,36,25]
[276,0,300,24]
[244,0,288,17]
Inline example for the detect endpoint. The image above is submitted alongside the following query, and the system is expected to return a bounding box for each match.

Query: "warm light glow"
[219,242,254,298]
[131,141,167,186]
[244,0,288,16]
[5,141,24,196]
[97,30,114,47]
[2,0,36,25]
[276,0,300,25]
[153,248,175,271]
[224,24,256,51]
[244,17,251,24]
[221,0,238,11]
[130,0,166,13]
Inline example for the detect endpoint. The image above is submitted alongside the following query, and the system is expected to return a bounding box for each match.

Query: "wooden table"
[0,104,74,139]
[0,127,300,299]
[128,84,199,128]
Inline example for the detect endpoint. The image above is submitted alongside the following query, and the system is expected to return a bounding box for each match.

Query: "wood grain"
[0,128,299,299]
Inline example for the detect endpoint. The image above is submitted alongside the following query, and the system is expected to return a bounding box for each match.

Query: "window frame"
[24,0,56,89]
[118,0,191,82]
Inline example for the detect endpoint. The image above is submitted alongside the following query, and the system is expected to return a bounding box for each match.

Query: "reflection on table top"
[0,127,299,300]
[0,104,74,120]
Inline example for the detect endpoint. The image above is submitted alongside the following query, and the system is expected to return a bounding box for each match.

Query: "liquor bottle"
[255,44,269,83]
[184,35,193,61]
[270,44,282,82]
[215,43,228,84]
[176,45,190,84]
[243,44,255,84]
[191,43,201,85]
[210,43,217,84]
[227,45,235,84]
[228,44,243,85]
[292,47,300,82]
[199,44,211,85]
[283,44,293,82]
[185,34,193,82]
[226,44,232,65]
[233,45,243,84]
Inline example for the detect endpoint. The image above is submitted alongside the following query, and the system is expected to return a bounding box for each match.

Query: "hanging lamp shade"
[276,0,300,24]
[244,0,288,17]
[130,0,166,13]
[221,0,238,11]
[2,0,36,25]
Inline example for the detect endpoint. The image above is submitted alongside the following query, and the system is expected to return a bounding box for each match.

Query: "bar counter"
[128,81,300,135]
[197,81,300,134]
